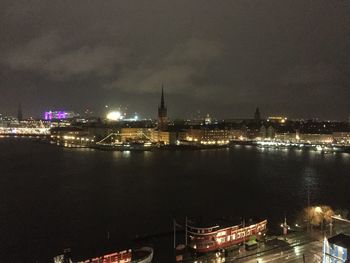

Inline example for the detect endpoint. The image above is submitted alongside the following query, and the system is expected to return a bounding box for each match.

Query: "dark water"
[1,138,350,262]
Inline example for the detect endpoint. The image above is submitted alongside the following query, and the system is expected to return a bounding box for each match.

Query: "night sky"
[0,0,349,119]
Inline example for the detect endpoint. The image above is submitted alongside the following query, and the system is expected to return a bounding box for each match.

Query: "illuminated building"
[44,111,78,120]
[297,133,333,144]
[323,234,350,262]
[150,130,170,145]
[179,128,242,145]
[267,116,288,124]
[274,132,297,142]
[333,132,350,144]
[157,86,168,131]
[204,114,212,125]
[120,128,153,142]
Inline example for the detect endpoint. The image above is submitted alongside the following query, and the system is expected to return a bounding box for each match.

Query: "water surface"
[1,139,349,262]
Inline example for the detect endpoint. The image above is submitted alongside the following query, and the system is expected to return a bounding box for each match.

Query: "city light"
[106,111,122,121]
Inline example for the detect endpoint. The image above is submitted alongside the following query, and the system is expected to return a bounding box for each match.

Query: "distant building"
[120,127,153,142]
[267,116,288,124]
[157,86,168,131]
[332,132,350,144]
[323,233,350,262]
[180,128,241,144]
[274,132,297,142]
[298,133,333,144]
[254,107,261,123]
[44,111,79,120]
[150,130,170,145]
[204,114,212,125]
[258,125,275,139]
[50,126,90,139]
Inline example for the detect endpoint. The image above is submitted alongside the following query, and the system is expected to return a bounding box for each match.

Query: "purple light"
[44,111,52,120]
[44,111,67,120]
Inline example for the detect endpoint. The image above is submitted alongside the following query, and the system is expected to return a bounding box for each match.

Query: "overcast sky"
[0,0,349,120]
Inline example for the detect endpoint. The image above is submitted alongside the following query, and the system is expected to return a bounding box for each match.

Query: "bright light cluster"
[106,111,122,121]
[0,127,50,135]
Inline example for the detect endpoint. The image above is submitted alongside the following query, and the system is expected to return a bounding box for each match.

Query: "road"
[234,240,322,263]
[182,232,324,263]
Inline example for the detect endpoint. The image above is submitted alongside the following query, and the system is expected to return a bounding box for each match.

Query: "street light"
[281,215,290,239]
[315,206,324,233]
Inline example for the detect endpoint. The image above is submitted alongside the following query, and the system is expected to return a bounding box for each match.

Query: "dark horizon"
[1,99,350,122]
[1,1,350,120]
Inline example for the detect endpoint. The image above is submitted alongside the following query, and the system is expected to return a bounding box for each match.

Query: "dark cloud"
[4,33,128,79]
[107,38,223,96]
[0,0,350,119]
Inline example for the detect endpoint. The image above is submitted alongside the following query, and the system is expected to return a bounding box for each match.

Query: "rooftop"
[328,233,350,248]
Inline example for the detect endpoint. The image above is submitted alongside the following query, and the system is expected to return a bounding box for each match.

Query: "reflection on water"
[1,139,350,262]
[303,167,318,189]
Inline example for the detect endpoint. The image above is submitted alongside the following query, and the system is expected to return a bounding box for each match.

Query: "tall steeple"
[158,85,168,131]
[254,107,261,123]
[160,84,165,109]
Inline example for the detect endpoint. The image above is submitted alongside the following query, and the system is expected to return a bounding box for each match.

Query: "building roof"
[328,233,350,248]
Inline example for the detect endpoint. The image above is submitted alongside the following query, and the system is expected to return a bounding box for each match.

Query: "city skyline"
[1,96,350,121]
[1,1,350,119]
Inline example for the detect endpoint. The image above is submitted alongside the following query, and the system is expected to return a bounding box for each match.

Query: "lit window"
[217,231,226,237]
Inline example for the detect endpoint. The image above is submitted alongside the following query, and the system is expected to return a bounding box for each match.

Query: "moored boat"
[53,247,153,263]
[187,218,267,253]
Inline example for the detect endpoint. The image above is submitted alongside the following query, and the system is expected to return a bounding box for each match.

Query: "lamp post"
[315,206,324,236]
[281,215,289,240]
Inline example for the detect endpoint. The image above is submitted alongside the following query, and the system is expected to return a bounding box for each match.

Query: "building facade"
[323,234,350,262]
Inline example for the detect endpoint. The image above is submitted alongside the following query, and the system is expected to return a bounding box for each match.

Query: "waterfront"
[1,138,350,262]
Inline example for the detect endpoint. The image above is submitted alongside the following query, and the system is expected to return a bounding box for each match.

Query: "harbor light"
[106,111,122,121]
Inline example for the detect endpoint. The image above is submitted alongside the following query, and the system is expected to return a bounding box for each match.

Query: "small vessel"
[187,218,267,253]
[53,247,153,263]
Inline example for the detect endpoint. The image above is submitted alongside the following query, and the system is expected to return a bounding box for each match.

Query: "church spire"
[158,84,168,131]
[160,84,165,109]
[254,106,261,123]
